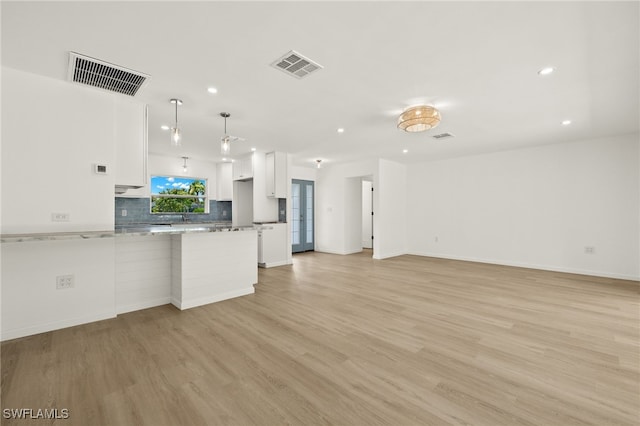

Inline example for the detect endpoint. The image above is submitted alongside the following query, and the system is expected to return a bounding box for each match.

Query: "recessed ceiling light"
[161,125,170,130]
[251,147,256,152]
[222,157,227,161]
[207,87,218,94]
[562,120,572,125]
[337,128,345,133]
[538,67,555,75]
[402,149,408,154]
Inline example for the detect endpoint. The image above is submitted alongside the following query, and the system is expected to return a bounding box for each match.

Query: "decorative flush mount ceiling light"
[397,105,441,132]
[170,99,182,146]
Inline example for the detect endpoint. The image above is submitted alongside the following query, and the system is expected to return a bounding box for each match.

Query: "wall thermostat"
[94,164,108,175]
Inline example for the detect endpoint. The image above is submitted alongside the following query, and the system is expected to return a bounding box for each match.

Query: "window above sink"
[150,175,208,214]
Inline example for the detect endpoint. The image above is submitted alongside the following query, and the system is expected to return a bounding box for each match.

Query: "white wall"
[0,67,139,340]
[375,159,407,259]
[407,134,640,280]
[1,67,116,234]
[2,239,115,340]
[316,159,378,255]
[252,150,278,222]
[118,153,218,200]
[291,165,317,182]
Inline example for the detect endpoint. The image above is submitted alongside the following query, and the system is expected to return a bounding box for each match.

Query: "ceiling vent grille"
[67,52,150,96]
[270,50,323,79]
[432,132,455,139]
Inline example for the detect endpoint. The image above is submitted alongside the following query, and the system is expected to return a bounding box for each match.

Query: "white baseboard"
[171,286,255,311]
[407,251,640,281]
[0,310,116,342]
[258,260,292,268]
[116,297,172,315]
[315,248,363,256]
[373,250,407,260]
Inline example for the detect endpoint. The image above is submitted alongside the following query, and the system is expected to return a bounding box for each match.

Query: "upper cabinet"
[233,154,254,181]
[265,151,287,198]
[216,162,233,201]
[114,98,148,190]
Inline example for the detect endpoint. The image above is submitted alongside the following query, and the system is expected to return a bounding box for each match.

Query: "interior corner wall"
[406,133,640,280]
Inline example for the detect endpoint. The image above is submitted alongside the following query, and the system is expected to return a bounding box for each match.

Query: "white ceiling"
[2,1,638,167]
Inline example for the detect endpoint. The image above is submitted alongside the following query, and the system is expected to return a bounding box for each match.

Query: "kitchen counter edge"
[1,225,268,243]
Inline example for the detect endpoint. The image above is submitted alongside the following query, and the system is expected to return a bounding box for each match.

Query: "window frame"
[150,175,209,214]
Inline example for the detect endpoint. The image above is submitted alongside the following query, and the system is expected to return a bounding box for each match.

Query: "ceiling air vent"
[270,50,323,79]
[432,132,455,140]
[67,52,150,96]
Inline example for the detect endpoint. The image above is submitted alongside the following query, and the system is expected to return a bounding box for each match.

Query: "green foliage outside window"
[150,177,207,214]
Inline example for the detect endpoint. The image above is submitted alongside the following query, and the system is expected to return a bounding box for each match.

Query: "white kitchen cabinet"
[114,98,147,190]
[216,162,233,201]
[258,223,289,268]
[232,154,254,181]
[265,151,287,198]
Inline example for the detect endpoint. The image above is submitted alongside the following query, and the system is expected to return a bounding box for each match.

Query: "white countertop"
[1,223,266,243]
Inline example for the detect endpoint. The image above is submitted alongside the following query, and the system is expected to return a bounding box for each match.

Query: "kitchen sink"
[170,223,229,230]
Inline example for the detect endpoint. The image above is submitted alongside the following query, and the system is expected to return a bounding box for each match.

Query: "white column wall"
[375,159,407,259]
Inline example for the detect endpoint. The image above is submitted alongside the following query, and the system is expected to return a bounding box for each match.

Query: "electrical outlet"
[51,212,70,222]
[121,209,127,217]
[435,236,439,243]
[584,246,595,254]
[56,274,75,289]
[222,210,227,217]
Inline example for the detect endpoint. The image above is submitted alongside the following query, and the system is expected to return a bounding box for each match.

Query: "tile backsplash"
[278,198,287,223]
[115,197,232,225]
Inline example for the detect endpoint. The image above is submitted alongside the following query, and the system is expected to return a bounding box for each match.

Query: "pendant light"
[181,156,189,173]
[170,99,183,146]
[220,112,231,155]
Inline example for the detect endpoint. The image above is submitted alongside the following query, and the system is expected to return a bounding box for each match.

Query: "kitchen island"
[1,223,262,340]
[114,223,260,312]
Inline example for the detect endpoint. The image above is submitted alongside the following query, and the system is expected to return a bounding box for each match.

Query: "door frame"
[292,179,315,253]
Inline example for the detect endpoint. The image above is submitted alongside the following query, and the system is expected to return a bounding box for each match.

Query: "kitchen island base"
[170,230,258,310]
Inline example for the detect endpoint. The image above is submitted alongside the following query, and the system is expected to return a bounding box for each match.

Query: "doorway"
[362,180,373,249]
[292,179,314,253]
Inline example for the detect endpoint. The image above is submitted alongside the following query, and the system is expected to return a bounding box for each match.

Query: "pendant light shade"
[220,112,231,155]
[170,98,183,146]
[181,156,189,173]
[397,105,441,132]
[221,137,231,155]
[171,127,181,146]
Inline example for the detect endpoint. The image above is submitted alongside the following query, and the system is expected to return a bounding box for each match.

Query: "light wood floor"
[2,252,639,426]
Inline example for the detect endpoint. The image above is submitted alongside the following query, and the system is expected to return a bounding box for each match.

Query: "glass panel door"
[292,179,314,253]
